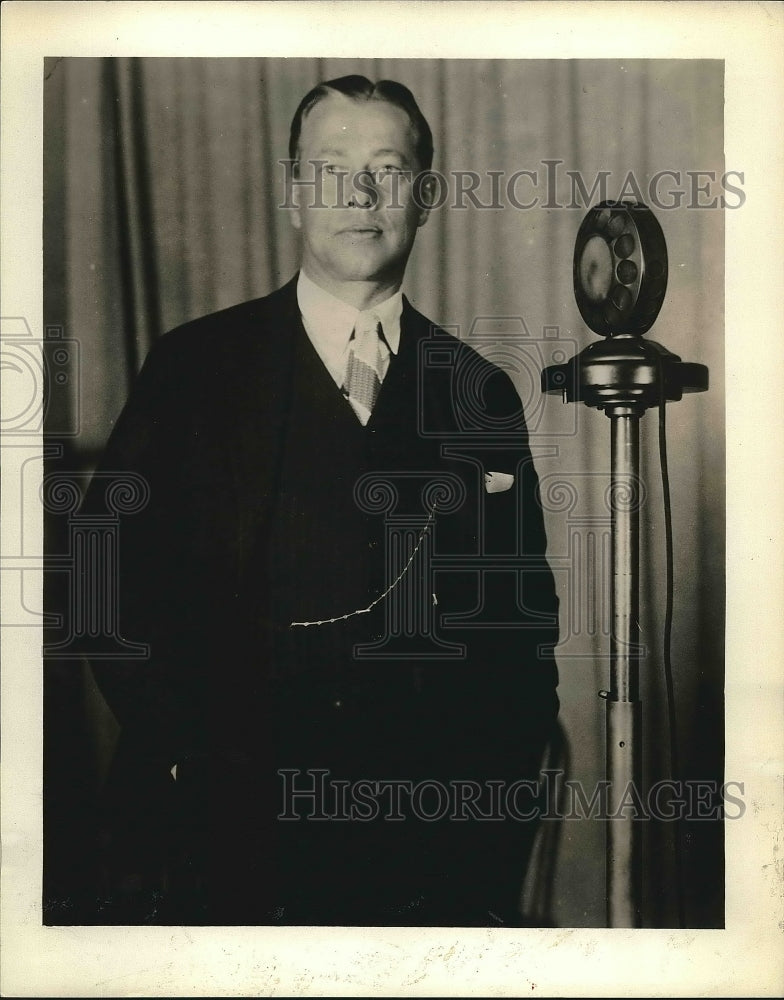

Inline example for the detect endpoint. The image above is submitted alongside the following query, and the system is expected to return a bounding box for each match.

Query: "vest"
[260,319,445,774]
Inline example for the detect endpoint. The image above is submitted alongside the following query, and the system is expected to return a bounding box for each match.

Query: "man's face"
[291,92,430,293]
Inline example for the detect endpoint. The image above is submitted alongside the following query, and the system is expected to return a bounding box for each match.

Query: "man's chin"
[324,263,401,286]
[303,248,409,290]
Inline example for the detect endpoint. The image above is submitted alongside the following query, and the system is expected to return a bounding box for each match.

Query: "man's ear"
[289,164,303,232]
[415,173,436,228]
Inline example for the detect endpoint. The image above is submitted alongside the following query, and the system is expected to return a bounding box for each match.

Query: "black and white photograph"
[2,2,783,996]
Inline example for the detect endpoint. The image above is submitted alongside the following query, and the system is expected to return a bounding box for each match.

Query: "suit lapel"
[230,276,302,579]
[230,286,454,568]
[369,296,457,439]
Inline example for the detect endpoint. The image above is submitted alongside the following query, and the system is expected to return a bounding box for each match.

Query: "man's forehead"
[299,93,416,150]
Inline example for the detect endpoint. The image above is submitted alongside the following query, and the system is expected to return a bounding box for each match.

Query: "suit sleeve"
[81,330,214,770]
[427,347,560,779]
[469,358,560,713]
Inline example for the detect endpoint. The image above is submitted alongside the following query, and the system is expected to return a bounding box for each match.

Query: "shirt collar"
[297,270,402,355]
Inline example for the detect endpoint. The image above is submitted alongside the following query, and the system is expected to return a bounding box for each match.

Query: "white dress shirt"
[295,271,514,491]
[296,270,402,390]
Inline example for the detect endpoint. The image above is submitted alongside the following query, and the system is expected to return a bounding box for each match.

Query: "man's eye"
[323,164,347,176]
[373,165,411,185]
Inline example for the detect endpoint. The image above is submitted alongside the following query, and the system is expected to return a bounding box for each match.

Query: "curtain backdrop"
[43,57,725,928]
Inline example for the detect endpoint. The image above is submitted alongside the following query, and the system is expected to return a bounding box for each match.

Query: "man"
[86,75,559,927]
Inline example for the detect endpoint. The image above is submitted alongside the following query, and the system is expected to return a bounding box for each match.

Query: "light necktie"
[342,311,390,423]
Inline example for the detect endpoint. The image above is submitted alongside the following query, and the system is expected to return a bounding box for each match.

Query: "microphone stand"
[542,203,708,927]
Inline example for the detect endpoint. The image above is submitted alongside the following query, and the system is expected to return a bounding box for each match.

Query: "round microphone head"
[573,201,668,337]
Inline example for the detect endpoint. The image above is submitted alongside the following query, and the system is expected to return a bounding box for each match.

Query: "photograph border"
[2,2,783,996]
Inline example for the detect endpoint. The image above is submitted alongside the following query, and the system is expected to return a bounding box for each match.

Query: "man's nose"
[348,170,378,209]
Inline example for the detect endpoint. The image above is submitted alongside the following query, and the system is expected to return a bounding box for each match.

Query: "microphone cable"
[657,356,687,928]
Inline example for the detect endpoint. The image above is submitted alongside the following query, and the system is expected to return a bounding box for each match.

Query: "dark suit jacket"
[85,274,560,923]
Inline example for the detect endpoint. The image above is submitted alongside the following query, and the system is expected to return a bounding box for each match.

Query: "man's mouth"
[340,225,383,236]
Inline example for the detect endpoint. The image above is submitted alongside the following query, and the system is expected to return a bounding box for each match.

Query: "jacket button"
[332,699,343,709]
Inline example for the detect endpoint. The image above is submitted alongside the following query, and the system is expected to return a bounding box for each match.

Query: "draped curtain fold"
[43,56,725,927]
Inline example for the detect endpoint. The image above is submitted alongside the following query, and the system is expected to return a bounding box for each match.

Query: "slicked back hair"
[289,75,434,173]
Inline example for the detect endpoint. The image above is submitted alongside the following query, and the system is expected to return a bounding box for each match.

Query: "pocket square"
[484,471,515,494]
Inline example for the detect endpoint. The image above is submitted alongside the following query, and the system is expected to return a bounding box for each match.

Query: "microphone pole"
[542,201,708,928]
